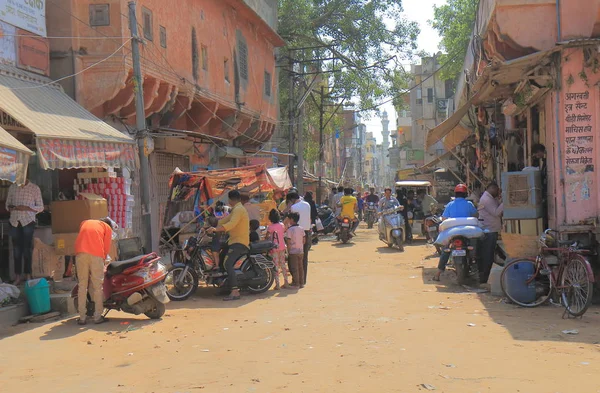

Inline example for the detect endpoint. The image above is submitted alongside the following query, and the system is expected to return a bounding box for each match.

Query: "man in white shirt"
[333,186,344,216]
[5,180,44,284]
[241,194,261,221]
[287,192,312,285]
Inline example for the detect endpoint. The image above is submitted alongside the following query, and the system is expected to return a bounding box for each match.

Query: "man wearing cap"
[432,184,477,281]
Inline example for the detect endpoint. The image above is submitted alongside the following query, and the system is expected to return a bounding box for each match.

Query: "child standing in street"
[266,209,288,290]
[284,212,305,289]
[249,219,260,243]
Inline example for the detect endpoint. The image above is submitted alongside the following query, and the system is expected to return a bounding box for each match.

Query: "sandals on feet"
[223,294,241,301]
[94,316,109,324]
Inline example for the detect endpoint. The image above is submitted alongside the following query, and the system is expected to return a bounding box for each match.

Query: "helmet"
[454,184,468,193]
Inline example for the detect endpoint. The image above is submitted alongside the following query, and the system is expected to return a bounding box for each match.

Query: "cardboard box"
[54,232,118,260]
[32,238,63,280]
[51,198,108,234]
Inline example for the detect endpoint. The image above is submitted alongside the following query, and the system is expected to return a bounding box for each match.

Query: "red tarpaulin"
[168,164,284,202]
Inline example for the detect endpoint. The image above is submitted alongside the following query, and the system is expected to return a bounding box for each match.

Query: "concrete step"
[50,293,77,316]
[0,302,29,327]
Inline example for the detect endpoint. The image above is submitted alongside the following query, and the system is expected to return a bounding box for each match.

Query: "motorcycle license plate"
[341,222,350,227]
[452,250,466,257]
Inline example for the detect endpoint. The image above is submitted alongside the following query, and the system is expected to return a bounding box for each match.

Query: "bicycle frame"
[528,246,594,291]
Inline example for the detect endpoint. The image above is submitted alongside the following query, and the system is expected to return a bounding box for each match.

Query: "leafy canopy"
[278,0,420,111]
[430,0,479,81]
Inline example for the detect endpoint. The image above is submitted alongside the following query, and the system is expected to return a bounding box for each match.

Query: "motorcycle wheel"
[246,267,275,294]
[165,266,199,301]
[144,300,166,319]
[341,232,349,244]
[367,217,373,229]
[454,257,469,286]
[395,237,404,252]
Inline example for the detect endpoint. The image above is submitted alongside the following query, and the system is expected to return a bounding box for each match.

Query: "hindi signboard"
[0,0,46,37]
[16,27,48,75]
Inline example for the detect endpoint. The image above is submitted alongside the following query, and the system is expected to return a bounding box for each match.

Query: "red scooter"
[72,252,170,320]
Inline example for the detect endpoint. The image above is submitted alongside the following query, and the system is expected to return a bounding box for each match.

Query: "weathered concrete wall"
[243,0,277,30]
[555,48,600,225]
[47,0,281,123]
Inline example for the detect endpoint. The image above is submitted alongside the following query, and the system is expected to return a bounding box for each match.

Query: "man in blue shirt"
[432,184,477,281]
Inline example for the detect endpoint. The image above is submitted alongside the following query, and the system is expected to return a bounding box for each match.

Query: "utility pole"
[287,56,296,186]
[128,1,153,252]
[317,85,325,204]
[297,97,305,195]
[332,128,337,182]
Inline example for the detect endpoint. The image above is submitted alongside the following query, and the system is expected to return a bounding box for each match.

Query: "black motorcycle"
[364,202,377,229]
[165,229,276,300]
[446,235,479,286]
[317,205,337,235]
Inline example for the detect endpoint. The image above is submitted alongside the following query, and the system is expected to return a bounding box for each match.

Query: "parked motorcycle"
[317,205,337,235]
[165,229,276,301]
[446,234,480,286]
[71,252,170,320]
[424,215,443,253]
[378,206,405,251]
[365,202,377,229]
[337,216,354,244]
[435,220,485,286]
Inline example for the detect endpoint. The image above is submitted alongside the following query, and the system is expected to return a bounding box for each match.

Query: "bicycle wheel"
[500,258,552,307]
[561,255,594,317]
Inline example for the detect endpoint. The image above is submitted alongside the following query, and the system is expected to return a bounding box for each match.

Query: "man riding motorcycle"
[207,190,249,301]
[338,188,359,235]
[416,189,438,217]
[432,184,477,281]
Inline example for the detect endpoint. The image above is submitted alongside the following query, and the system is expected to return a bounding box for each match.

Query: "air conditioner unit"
[501,171,543,219]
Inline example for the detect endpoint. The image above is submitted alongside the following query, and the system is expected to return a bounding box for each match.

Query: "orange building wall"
[47,0,282,144]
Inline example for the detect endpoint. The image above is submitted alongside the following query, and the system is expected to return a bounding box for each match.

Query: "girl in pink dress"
[266,209,289,289]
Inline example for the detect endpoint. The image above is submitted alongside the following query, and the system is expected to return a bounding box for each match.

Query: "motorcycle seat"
[107,254,146,275]
[250,240,275,254]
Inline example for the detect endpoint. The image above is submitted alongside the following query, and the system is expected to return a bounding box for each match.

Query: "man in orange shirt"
[74,218,116,325]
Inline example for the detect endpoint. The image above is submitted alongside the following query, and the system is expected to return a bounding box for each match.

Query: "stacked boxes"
[74,169,134,229]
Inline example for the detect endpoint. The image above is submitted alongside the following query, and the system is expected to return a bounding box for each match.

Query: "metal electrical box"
[501,171,543,219]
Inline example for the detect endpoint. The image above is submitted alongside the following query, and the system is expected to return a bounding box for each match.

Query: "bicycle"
[500,229,595,318]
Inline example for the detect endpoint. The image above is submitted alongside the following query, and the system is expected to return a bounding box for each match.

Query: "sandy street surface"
[2,225,600,393]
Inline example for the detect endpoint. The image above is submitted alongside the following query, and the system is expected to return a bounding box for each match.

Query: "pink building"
[426,0,600,239]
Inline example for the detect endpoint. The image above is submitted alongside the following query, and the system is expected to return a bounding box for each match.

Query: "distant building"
[408,54,454,166]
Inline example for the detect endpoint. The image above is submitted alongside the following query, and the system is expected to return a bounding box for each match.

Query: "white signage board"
[0,21,16,65]
[0,0,46,37]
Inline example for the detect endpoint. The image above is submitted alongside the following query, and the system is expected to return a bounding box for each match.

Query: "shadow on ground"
[420,263,600,344]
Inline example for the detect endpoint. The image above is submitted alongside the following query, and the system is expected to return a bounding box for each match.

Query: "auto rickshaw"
[394,180,438,239]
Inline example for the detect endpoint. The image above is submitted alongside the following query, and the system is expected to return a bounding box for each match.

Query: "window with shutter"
[89,4,110,27]
[142,7,153,41]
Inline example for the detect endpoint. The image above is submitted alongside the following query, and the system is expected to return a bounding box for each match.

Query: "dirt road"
[2,226,600,393]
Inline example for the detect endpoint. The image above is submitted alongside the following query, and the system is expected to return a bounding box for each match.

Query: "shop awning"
[425,49,557,151]
[442,123,473,151]
[0,126,33,184]
[267,167,293,190]
[425,93,478,150]
[0,66,137,169]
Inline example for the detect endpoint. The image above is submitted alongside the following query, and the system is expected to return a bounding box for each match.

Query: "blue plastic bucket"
[25,278,51,315]
[504,261,536,303]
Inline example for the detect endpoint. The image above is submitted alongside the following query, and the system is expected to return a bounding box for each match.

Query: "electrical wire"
[0,39,131,90]
[47,0,274,155]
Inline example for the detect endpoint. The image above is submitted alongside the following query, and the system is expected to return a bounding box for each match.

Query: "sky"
[364,0,447,142]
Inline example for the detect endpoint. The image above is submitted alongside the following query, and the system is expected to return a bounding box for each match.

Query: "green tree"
[430,0,479,81]
[278,0,420,169]
[279,0,419,110]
